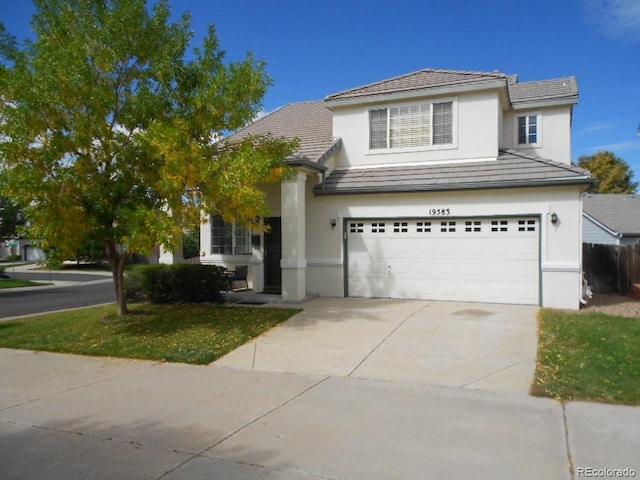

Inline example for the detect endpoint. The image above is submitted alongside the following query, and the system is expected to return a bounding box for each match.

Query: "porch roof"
[314,149,593,195]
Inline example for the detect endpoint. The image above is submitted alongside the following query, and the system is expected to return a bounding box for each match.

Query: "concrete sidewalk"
[1,348,639,479]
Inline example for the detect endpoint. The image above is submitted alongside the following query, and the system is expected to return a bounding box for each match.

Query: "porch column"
[281,170,307,302]
[158,242,184,264]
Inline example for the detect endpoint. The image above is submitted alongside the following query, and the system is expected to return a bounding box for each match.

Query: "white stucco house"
[195,68,593,309]
[582,194,640,245]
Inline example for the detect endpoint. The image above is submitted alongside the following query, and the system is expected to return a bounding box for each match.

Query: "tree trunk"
[107,243,129,316]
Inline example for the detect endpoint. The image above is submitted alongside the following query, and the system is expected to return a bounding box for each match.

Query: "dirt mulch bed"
[583,294,640,319]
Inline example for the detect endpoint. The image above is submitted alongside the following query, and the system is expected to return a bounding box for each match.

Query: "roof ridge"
[499,148,591,176]
[325,67,508,100]
[514,76,576,86]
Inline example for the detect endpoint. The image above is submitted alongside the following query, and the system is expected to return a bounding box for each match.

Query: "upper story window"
[369,100,454,150]
[211,214,251,255]
[517,114,539,145]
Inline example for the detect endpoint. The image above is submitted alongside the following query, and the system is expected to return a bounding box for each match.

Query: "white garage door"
[347,217,540,305]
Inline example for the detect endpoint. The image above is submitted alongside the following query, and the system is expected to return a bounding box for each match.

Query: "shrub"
[124,265,147,303]
[138,264,227,304]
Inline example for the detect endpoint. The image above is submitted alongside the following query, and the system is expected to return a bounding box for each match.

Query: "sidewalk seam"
[155,375,331,480]
[346,302,432,378]
[563,403,575,480]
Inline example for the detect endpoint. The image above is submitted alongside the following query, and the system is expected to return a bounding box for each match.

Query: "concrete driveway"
[217,297,538,395]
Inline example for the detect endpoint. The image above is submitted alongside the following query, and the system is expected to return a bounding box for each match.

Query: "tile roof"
[582,194,640,235]
[315,150,592,195]
[225,101,339,165]
[325,68,507,102]
[324,68,577,107]
[508,77,578,105]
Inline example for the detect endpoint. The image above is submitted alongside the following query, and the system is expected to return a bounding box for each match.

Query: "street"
[0,267,114,319]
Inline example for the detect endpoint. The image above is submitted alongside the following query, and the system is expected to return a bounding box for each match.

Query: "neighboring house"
[192,68,592,309]
[582,194,640,245]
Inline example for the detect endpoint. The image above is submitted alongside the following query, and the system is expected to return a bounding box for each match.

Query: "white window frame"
[368,97,457,152]
[515,112,542,147]
[210,214,251,255]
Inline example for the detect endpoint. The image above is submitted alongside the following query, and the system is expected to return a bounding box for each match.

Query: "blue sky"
[2,0,640,183]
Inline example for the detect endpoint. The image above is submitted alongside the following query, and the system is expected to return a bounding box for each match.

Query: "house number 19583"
[428,208,451,216]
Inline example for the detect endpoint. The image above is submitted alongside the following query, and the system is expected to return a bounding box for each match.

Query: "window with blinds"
[369,100,454,150]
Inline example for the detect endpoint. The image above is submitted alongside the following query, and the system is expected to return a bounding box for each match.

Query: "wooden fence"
[583,243,640,295]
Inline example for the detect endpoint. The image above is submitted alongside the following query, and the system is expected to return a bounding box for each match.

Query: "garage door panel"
[347,217,540,305]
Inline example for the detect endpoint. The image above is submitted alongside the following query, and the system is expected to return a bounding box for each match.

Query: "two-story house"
[197,68,593,309]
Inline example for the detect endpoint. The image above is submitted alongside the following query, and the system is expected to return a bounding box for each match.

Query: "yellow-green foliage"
[0,0,297,309]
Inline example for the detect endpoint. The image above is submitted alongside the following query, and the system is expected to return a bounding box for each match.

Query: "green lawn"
[0,304,301,364]
[0,278,50,289]
[532,309,640,405]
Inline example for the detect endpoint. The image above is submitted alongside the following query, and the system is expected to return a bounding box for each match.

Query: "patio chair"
[231,265,249,290]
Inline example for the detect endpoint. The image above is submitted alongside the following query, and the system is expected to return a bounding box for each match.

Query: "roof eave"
[511,96,578,110]
[324,78,507,108]
[286,157,327,173]
[582,212,622,238]
[317,138,343,166]
[315,176,594,196]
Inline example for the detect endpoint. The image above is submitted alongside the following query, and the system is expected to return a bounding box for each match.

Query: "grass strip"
[0,303,301,365]
[532,308,640,405]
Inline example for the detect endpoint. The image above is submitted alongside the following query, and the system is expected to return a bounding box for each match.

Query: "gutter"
[314,176,595,196]
[582,212,623,239]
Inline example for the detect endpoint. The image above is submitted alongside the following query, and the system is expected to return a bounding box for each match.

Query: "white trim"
[338,156,497,171]
[541,264,581,273]
[307,258,343,267]
[281,258,307,268]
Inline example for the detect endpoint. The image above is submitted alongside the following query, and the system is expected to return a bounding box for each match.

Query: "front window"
[517,115,538,145]
[211,214,251,255]
[369,100,454,150]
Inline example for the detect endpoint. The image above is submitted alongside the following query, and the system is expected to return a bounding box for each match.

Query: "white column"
[200,216,212,258]
[158,242,184,264]
[281,171,307,302]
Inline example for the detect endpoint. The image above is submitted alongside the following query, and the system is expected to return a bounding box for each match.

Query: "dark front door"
[263,217,282,293]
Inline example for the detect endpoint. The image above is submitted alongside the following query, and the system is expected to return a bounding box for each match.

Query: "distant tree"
[577,151,638,193]
[182,227,200,260]
[0,0,297,315]
[0,197,25,239]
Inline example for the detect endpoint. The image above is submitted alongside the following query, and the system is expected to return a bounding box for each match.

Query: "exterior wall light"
[551,212,558,225]
[330,218,337,229]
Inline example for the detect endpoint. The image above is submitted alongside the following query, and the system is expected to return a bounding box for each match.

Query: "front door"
[263,217,282,293]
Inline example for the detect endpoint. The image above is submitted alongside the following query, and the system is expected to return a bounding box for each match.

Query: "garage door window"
[440,221,456,232]
[372,222,386,233]
[465,220,482,232]
[491,220,509,232]
[350,222,364,233]
[416,221,432,233]
[393,221,408,233]
[518,219,536,232]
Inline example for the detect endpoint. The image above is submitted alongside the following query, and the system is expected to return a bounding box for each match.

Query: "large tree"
[577,151,638,194]
[0,0,296,315]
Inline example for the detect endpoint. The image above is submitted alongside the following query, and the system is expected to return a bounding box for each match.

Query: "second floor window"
[517,115,538,145]
[369,101,453,149]
[211,214,251,255]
